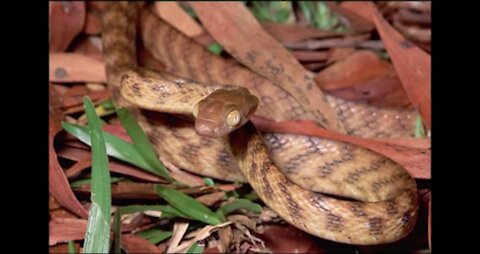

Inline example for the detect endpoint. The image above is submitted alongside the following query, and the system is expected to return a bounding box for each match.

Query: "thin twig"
[284,38,385,50]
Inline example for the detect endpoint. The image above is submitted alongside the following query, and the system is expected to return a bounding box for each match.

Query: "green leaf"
[68,240,76,254]
[117,108,174,182]
[136,229,173,244]
[415,115,426,138]
[70,177,124,188]
[299,1,313,22]
[118,204,189,219]
[207,42,223,55]
[217,199,262,216]
[82,96,112,253]
[155,185,223,225]
[203,177,215,187]
[100,99,115,110]
[243,191,259,201]
[187,242,204,254]
[113,211,122,254]
[62,122,163,178]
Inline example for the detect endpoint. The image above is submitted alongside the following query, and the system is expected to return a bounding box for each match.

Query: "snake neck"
[101,1,143,106]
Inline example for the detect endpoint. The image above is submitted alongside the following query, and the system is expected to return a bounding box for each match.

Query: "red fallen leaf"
[84,11,102,35]
[251,116,430,179]
[191,2,344,132]
[50,208,80,220]
[261,22,343,44]
[192,31,216,47]
[291,50,330,62]
[49,2,86,52]
[340,1,374,24]
[49,84,88,218]
[153,2,204,37]
[110,160,167,183]
[327,47,356,64]
[315,50,399,90]
[75,182,159,200]
[63,89,110,109]
[49,218,87,246]
[72,36,103,61]
[65,158,92,178]
[368,3,431,130]
[101,123,131,142]
[49,242,81,254]
[122,234,164,253]
[57,146,167,183]
[327,81,411,107]
[258,225,331,253]
[315,50,410,106]
[204,247,221,253]
[49,53,106,83]
[325,2,374,33]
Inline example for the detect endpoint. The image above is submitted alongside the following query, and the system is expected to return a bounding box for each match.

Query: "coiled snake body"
[101,2,419,245]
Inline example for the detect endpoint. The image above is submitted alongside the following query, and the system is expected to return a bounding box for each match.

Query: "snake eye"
[226,109,241,127]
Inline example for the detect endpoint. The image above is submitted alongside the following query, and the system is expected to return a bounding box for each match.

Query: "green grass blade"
[113,211,122,254]
[70,177,124,188]
[207,42,223,55]
[155,185,223,225]
[117,204,188,219]
[136,229,173,244]
[62,122,162,177]
[187,242,204,254]
[116,108,174,182]
[82,96,111,253]
[217,199,262,216]
[203,177,215,187]
[68,240,76,254]
[415,115,426,138]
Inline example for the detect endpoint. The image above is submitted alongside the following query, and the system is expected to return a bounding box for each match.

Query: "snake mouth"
[195,119,226,138]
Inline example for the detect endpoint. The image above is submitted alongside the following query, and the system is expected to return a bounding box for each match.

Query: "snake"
[100,2,419,245]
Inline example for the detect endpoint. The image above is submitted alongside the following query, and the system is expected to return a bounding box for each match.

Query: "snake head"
[193,87,259,138]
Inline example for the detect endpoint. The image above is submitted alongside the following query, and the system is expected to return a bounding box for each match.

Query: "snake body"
[101,2,419,245]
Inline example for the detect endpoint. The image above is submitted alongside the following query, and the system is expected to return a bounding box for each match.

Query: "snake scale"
[101,2,419,245]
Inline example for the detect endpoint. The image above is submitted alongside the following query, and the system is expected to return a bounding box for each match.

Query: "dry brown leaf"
[49,2,86,52]
[191,2,345,132]
[196,192,226,206]
[49,84,89,218]
[315,50,410,106]
[65,158,92,179]
[153,2,204,37]
[259,225,328,253]
[340,1,374,24]
[49,218,87,246]
[316,50,397,90]
[75,182,158,199]
[291,50,330,62]
[218,226,233,253]
[326,2,374,33]
[63,89,110,109]
[84,11,102,35]
[171,222,232,253]
[327,47,356,64]
[50,208,80,220]
[122,234,164,253]
[72,36,103,61]
[49,53,106,83]
[167,222,190,253]
[261,22,342,44]
[251,116,430,179]
[369,3,431,130]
